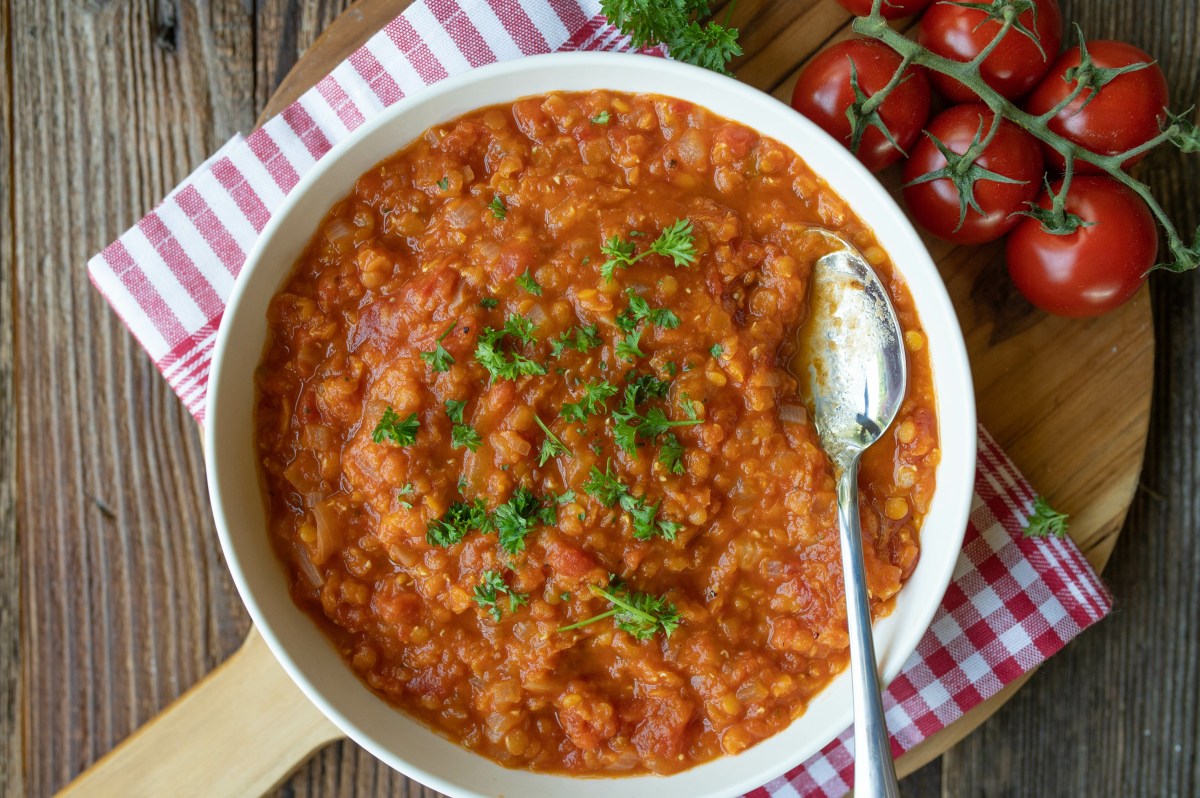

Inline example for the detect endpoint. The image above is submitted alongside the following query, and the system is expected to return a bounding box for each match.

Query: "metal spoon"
[795,233,905,798]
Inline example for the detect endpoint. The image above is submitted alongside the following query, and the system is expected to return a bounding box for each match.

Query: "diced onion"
[295,545,323,588]
[324,218,356,252]
[779,404,807,425]
[310,500,342,565]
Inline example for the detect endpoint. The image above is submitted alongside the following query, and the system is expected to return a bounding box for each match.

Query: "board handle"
[56,627,344,798]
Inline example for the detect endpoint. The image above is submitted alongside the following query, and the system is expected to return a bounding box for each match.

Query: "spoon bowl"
[795,232,907,798]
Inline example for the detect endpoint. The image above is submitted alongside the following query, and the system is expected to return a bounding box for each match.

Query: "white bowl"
[206,51,975,798]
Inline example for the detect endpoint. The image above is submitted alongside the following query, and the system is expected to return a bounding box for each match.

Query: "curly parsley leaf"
[473,570,528,622]
[597,218,696,282]
[658,433,685,475]
[557,582,681,640]
[427,498,491,547]
[583,461,630,508]
[488,194,507,219]
[561,380,618,424]
[396,483,415,510]
[480,296,499,309]
[616,329,645,362]
[516,268,543,296]
[591,110,611,124]
[475,314,547,381]
[600,0,741,75]
[1023,496,1070,539]
[419,324,457,373]
[493,485,556,554]
[550,324,603,357]
[373,407,419,446]
[445,399,467,425]
[617,288,681,332]
[534,415,571,466]
[451,424,483,452]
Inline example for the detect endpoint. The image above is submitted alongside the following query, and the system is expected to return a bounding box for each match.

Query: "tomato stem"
[850,6,1197,271]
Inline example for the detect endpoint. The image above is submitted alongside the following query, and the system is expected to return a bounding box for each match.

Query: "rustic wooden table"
[2,1,1197,796]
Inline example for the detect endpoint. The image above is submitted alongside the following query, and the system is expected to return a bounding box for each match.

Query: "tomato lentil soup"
[255,90,939,775]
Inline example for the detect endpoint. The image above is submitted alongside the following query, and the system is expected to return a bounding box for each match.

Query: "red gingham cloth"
[85,2,1113,794]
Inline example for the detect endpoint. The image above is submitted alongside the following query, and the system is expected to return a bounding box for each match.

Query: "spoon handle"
[836,459,901,798]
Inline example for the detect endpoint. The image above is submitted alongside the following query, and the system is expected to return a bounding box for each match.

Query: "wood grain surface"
[3,2,1197,797]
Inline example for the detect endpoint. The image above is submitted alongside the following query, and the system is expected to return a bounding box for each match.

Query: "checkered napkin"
[86,1,1113,794]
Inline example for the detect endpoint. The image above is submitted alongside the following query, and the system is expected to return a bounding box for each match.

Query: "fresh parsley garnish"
[420,324,457,373]
[665,360,678,377]
[617,288,681,332]
[561,380,618,424]
[396,483,415,510]
[591,110,611,124]
[452,424,482,452]
[473,570,528,621]
[480,296,499,309]
[610,385,701,456]
[710,343,724,358]
[445,399,483,452]
[492,485,556,554]
[658,434,685,475]
[557,583,681,640]
[488,195,507,219]
[550,324,602,357]
[516,268,543,296]
[599,218,696,282]
[1023,496,1069,539]
[601,1,742,75]
[445,399,467,424]
[475,314,547,381]
[436,176,450,190]
[534,415,571,465]
[372,407,419,446]
[557,490,577,504]
[625,371,670,403]
[616,329,645,362]
[426,498,491,547]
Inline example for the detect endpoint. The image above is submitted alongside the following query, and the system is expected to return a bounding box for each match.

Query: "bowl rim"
[205,50,976,798]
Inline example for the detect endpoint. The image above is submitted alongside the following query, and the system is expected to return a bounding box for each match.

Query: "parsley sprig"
[561,380,619,424]
[583,462,680,541]
[516,268,542,296]
[1023,496,1070,539]
[550,324,602,357]
[610,384,701,456]
[557,582,680,640]
[616,288,681,332]
[493,486,557,554]
[488,195,507,219]
[600,0,742,75]
[427,498,491,547]
[445,400,482,452]
[475,314,547,381]
[599,218,697,282]
[473,570,528,621]
[372,407,419,446]
[534,415,571,465]
[420,324,456,373]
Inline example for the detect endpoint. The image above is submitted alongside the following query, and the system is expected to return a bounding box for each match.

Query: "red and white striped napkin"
[86,1,1113,794]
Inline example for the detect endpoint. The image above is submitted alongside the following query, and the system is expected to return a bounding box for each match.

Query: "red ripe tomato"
[837,0,933,19]
[902,104,1044,244]
[791,39,932,172]
[1006,176,1157,317]
[918,0,1063,102]
[1023,40,1169,174]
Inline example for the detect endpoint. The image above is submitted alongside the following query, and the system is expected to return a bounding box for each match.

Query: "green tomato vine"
[851,0,1200,272]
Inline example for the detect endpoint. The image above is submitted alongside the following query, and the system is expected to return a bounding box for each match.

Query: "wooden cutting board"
[56,1,1153,795]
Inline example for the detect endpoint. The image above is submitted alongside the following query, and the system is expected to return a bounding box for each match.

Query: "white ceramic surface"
[205,52,976,798]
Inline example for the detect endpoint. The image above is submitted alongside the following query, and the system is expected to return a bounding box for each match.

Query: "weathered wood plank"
[1,0,22,794]
[10,2,257,794]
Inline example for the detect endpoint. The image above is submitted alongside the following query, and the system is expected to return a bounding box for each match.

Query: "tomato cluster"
[791,0,1169,317]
